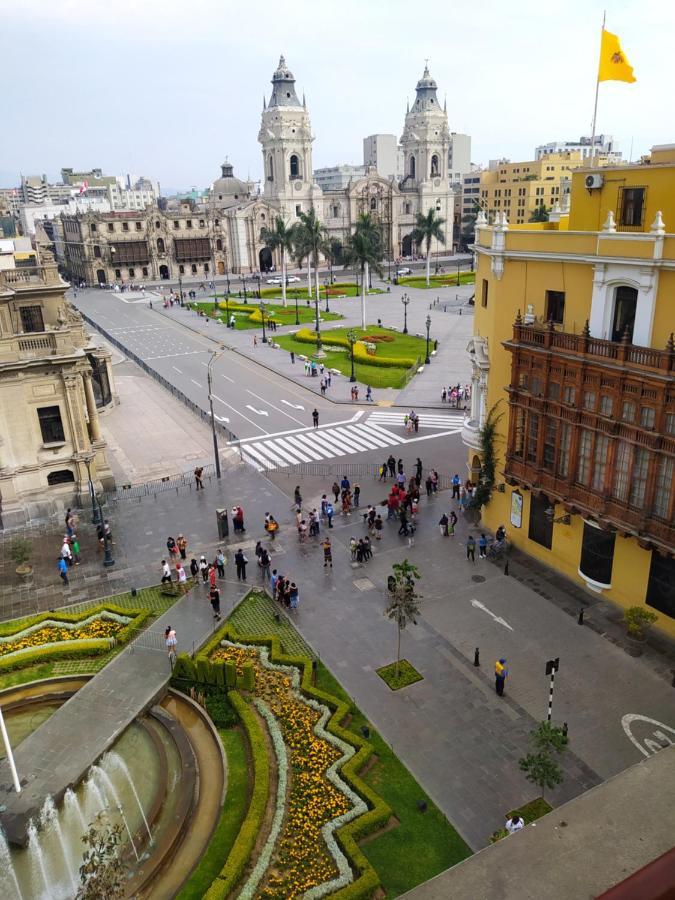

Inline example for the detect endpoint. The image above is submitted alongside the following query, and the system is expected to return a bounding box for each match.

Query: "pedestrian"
[350,537,358,561]
[199,555,209,583]
[363,535,373,560]
[327,371,332,387]
[398,508,409,536]
[322,537,333,568]
[309,508,320,537]
[495,658,508,696]
[65,508,75,536]
[353,483,361,508]
[449,510,457,536]
[312,408,319,428]
[177,562,188,585]
[71,535,81,565]
[289,583,299,610]
[425,473,433,496]
[165,626,178,659]
[61,537,73,567]
[466,534,476,563]
[439,513,449,537]
[298,519,308,542]
[320,379,326,397]
[233,505,246,533]
[234,548,248,581]
[387,455,396,477]
[366,386,372,402]
[396,470,406,491]
[505,813,524,834]
[290,351,295,364]
[325,500,334,529]
[374,514,383,540]
[265,513,279,540]
[194,466,204,490]
[356,539,365,563]
[259,547,271,580]
[332,481,340,503]
[166,536,178,559]
[161,560,172,583]
[270,569,279,596]
[320,494,329,519]
[216,549,226,578]
[293,486,302,512]
[397,458,404,474]
[415,457,423,483]
[431,470,439,493]
[253,335,257,347]
[209,563,217,590]
[452,474,461,500]
[210,587,222,620]
[58,556,69,586]
[479,533,488,558]
[379,462,387,482]
[442,388,447,403]
[190,557,199,583]
[177,534,187,560]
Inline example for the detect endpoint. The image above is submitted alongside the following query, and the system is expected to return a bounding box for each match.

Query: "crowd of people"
[441,383,471,408]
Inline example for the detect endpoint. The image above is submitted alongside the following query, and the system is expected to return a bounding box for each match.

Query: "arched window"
[370,197,377,210]
[191,264,197,274]
[404,202,411,215]
[216,238,223,251]
[93,245,101,258]
[431,154,439,176]
[268,155,274,182]
[290,155,300,179]
[155,220,161,229]
[611,286,638,343]
[409,156,416,178]
[157,237,165,253]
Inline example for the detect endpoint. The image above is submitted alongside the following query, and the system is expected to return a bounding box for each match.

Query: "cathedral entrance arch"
[217,261,225,275]
[159,264,169,280]
[96,269,106,285]
[401,233,413,257]
[259,247,273,272]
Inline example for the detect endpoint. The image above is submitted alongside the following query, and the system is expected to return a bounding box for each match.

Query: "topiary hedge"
[203,690,270,900]
[0,605,150,674]
[293,328,418,368]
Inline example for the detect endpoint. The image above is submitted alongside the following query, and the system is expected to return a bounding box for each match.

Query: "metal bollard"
[504,561,509,576]
[474,647,480,667]
[563,722,568,738]
[578,608,585,625]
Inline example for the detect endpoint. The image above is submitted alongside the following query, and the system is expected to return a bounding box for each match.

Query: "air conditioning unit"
[585,173,604,190]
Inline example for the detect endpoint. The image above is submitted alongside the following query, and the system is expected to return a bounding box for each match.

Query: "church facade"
[62,58,455,285]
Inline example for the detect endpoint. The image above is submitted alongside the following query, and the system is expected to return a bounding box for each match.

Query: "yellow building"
[463,144,675,636]
[478,150,619,225]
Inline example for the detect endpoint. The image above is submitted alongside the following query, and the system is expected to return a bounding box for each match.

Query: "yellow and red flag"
[598,29,636,83]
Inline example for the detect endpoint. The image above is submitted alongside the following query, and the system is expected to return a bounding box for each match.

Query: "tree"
[77,816,126,899]
[385,559,422,679]
[518,721,568,801]
[411,208,446,287]
[293,209,329,353]
[260,216,295,307]
[529,204,550,223]
[342,213,383,329]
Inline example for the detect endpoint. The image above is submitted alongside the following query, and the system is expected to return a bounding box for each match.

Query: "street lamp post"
[178,272,184,306]
[226,266,231,295]
[242,276,248,304]
[347,328,357,383]
[401,293,410,334]
[324,279,330,313]
[83,455,102,526]
[425,313,432,365]
[260,301,267,343]
[207,347,225,479]
[457,259,462,286]
[294,291,300,326]
[110,246,116,284]
[0,706,21,793]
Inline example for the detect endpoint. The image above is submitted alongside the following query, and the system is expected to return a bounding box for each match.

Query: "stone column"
[63,374,88,453]
[470,371,480,424]
[83,372,102,441]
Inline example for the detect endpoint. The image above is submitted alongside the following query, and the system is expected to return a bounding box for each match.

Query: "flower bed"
[200,630,389,899]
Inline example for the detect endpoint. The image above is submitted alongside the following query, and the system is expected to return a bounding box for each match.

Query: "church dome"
[267,54,302,108]
[212,160,250,204]
[415,64,437,91]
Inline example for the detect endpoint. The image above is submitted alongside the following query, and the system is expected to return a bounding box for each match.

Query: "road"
[71,288,468,477]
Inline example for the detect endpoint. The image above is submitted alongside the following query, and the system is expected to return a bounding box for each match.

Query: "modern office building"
[535,135,621,164]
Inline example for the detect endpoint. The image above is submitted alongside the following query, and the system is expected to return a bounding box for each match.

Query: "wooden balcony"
[506,322,674,376]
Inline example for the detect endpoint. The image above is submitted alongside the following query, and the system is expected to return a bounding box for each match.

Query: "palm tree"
[293,208,328,353]
[343,213,383,329]
[385,559,422,679]
[260,216,295,307]
[411,208,446,287]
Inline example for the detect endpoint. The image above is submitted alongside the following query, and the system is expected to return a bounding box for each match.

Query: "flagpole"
[590,11,606,167]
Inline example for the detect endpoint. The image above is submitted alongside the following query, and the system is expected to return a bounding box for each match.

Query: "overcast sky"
[1,0,669,192]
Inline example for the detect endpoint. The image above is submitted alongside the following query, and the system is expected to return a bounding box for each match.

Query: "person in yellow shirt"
[495,658,508,696]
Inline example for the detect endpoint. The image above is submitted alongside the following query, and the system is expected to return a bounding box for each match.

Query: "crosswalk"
[235,411,464,471]
[366,410,466,430]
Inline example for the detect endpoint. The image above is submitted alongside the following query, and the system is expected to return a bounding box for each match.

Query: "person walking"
[353,483,361,508]
[452,474,461,500]
[379,461,387,481]
[387,455,396,478]
[176,562,188,585]
[325,500,334,529]
[495,658,508,696]
[165,626,178,660]
[322,536,333,568]
[466,534,476,562]
[312,408,319,428]
[439,513,449,537]
[209,563,217,590]
[293,486,302,512]
[234,548,248,581]
[415,457,423,484]
[332,481,340,503]
[479,533,488,559]
[161,560,172,584]
[166,536,178,559]
[194,466,204,490]
[71,535,81,566]
[58,556,69,586]
[449,510,457,536]
[290,351,295,364]
[189,557,199,583]
[374,514,383,540]
[210,587,222,621]
[176,534,188,560]
[199,555,209,583]
[259,547,271,581]
[366,386,372,402]
[216,549,226,578]
[289,583,299,611]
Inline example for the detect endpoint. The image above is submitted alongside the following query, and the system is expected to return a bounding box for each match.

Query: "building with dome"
[61,58,456,285]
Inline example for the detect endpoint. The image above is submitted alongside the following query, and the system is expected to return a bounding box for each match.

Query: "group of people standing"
[162,533,227,619]
[441,383,471,408]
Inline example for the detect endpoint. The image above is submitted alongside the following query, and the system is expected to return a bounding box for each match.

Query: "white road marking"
[211,395,269,434]
[281,399,305,410]
[352,410,364,421]
[191,379,203,388]
[207,411,230,423]
[471,598,514,631]
[220,373,235,383]
[246,389,305,425]
[246,405,269,416]
[172,366,183,375]
[621,714,675,758]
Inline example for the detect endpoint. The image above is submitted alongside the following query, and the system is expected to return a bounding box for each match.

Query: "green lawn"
[223,591,472,896]
[376,659,424,691]
[398,273,475,289]
[275,325,427,390]
[192,300,343,331]
[258,282,384,300]
[177,727,250,899]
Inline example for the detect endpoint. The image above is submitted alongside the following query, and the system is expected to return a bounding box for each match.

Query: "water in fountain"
[104,750,153,844]
[84,774,107,824]
[0,828,23,900]
[91,765,140,862]
[40,796,80,895]
[64,787,89,838]
[27,820,50,899]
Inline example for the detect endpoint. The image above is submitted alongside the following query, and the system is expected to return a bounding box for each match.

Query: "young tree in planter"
[10,537,33,575]
[77,816,126,899]
[385,559,422,679]
[519,721,568,801]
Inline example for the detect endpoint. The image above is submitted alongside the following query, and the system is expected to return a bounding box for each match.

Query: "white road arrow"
[207,412,230,423]
[471,598,514,631]
[281,399,305,410]
[246,405,269,416]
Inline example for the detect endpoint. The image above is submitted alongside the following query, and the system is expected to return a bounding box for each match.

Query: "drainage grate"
[471,575,486,583]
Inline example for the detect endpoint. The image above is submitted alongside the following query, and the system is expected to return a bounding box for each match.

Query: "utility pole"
[208,346,225,478]
[545,657,560,722]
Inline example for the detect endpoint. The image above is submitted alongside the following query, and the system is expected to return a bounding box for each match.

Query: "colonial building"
[62,58,456,284]
[0,259,115,527]
[463,144,675,635]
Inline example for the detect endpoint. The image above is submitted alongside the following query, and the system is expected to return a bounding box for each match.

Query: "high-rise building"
[448,133,472,182]
[535,135,621,163]
[462,143,675,636]
[363,135,401,180]
[314,165,367,192]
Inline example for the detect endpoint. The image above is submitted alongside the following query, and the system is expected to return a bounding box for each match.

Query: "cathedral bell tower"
[258,56,317,220]
[400,64,450,190]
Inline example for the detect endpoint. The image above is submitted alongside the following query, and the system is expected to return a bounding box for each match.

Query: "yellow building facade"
[463,144,675,636]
